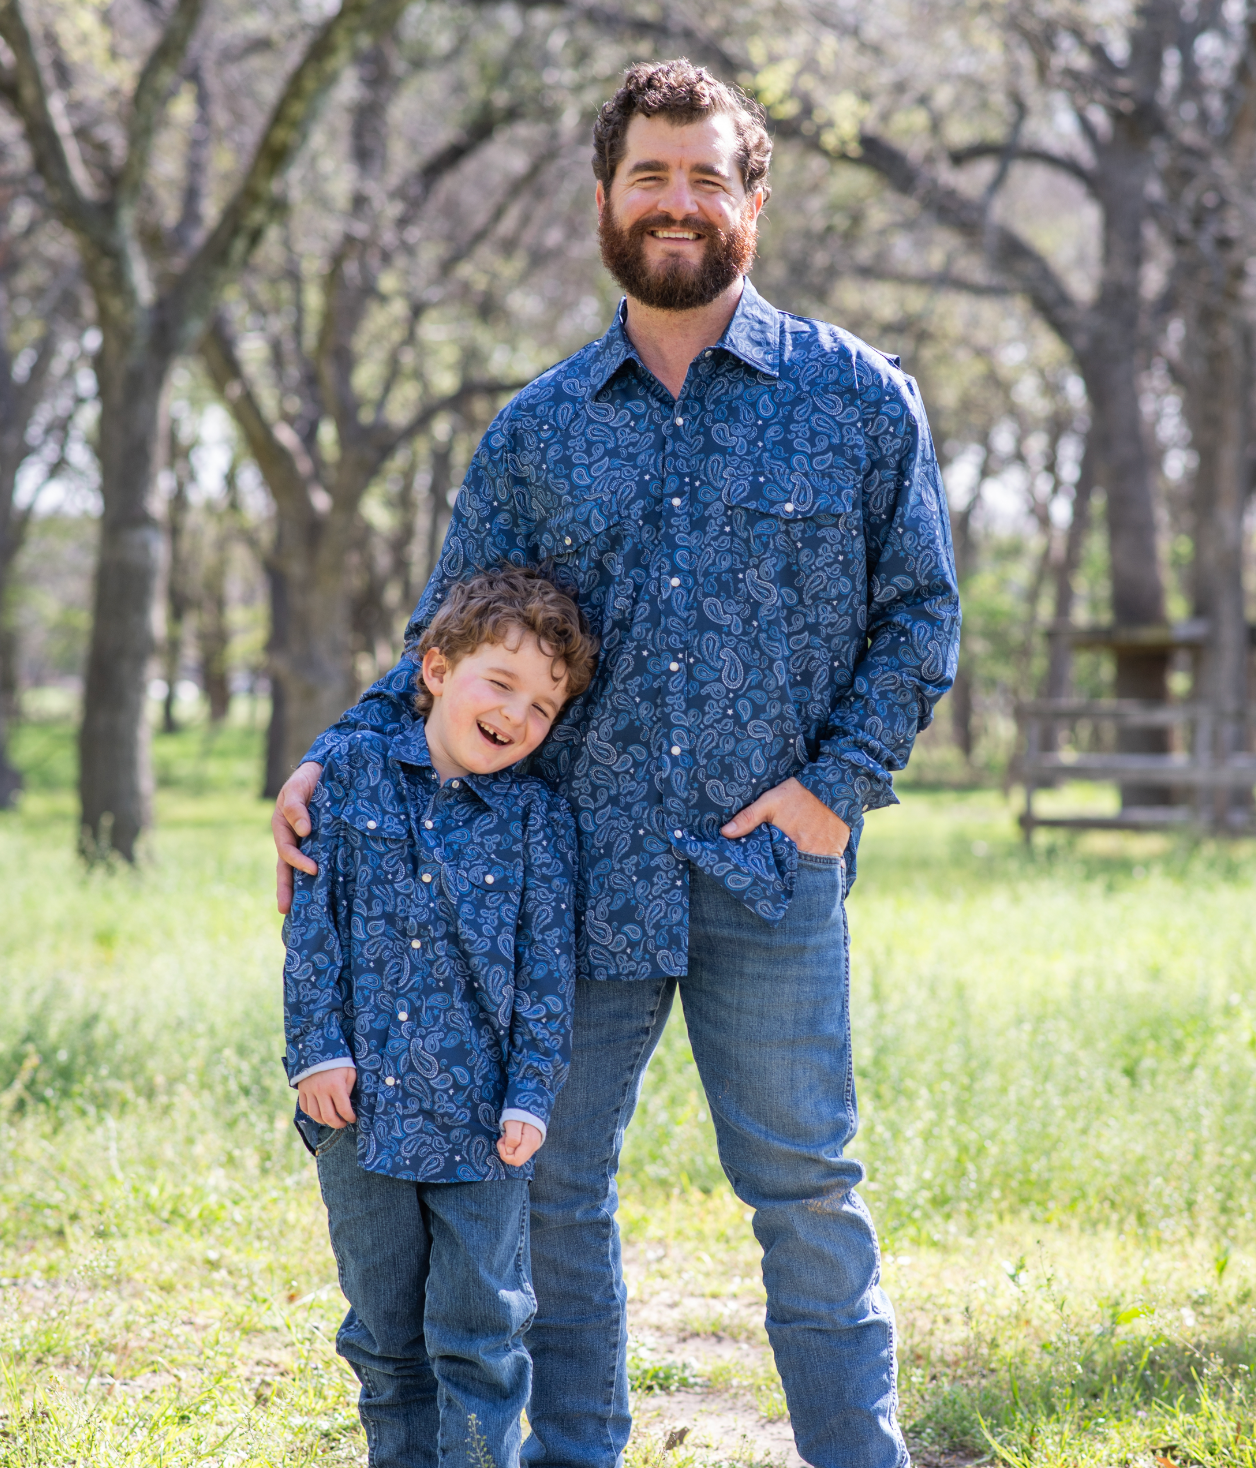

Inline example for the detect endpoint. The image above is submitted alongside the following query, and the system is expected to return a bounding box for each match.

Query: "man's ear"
[595,179,605,221]
[421,647,449,699]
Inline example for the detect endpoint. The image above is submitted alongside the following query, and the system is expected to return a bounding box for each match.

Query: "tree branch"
[117,0,206,211]
[0,0,109,249]
[805,125,1087,351]
[948,141,1097,191]
[169,0,408,354]
[201,315,319,522]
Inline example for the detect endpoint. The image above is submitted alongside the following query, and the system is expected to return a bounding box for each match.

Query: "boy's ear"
[420,647,449,699]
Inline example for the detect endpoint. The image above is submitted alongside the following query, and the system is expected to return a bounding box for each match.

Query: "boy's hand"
[497,1120,543,1167]
[297,1067,357,1128]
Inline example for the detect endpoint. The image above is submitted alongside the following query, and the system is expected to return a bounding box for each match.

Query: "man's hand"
[720,776,851,856]
[273,761,324,914]
[296,1067,357,1128]
[497,1120,544,1167]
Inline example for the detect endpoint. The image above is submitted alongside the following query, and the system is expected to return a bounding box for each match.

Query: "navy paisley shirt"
[306,280,960,983]
[283,720,577,1182]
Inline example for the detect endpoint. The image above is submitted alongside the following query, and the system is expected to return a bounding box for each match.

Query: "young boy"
[282,565,598,1468]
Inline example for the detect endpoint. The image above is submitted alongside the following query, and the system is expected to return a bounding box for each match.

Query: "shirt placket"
[660,383,697,865]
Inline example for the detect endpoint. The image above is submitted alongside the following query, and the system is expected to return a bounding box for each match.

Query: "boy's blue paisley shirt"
[283,719,577,1183]
[306,282,961,982]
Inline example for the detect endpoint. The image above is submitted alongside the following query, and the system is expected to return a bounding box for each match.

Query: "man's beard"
[598,198,758,311]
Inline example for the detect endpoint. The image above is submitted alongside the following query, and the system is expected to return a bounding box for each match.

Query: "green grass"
[3,707,1256,1465]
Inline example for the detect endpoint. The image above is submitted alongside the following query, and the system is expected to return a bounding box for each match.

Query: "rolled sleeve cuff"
[797,752,898,830]
[284,1013,354,1085]
[499,1107,548,1143]
[289,1056,356,1088]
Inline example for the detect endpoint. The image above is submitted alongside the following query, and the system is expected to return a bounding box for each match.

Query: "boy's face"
[421,633,570,782]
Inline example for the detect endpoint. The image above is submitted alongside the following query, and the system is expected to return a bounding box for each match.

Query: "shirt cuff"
[499,1107,547,1143]
[290,1057,356,1088]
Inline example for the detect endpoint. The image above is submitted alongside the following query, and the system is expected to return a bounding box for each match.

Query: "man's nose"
[657,173,699,218]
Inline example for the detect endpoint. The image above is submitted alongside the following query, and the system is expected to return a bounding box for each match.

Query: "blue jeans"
[315,1123,535,1467]
[523,858,905,1468]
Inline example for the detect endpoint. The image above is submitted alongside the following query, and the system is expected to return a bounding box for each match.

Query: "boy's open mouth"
[477,721,510,747]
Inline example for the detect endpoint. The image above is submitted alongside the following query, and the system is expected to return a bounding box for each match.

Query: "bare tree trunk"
[262,556,290,799]
[0,588,20,808]
[1187,295,1252,822]
[264,511,359,792]
[199,515,232,724]
[161,420,193,734]
[77,347,167,860]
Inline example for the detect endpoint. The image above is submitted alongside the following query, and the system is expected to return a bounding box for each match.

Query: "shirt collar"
[584,277,781,400]
[388,718,511,811]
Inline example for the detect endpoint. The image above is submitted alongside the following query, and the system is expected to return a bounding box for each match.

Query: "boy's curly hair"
[591,59,772,201]
[409,565,599,718]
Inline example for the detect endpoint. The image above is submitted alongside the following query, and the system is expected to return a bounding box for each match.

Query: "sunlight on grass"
[2,718,1256,1464]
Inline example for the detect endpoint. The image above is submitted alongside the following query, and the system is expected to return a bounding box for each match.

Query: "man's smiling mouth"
[477,721,510,747]
[650,228,702,240]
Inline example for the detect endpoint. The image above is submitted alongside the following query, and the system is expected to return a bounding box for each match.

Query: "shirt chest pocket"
[443,853,525,965]
[533,492,627,560]
[335,798,409,844]
[721,473,860,605]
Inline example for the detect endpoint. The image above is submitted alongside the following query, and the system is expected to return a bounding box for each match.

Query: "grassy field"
[2,709,1256,1466]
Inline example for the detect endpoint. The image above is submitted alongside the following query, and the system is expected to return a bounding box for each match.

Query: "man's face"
[596,111,762,311]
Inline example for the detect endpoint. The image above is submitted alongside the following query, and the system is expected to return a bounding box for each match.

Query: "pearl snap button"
[670,576,680,587]
[411,939,421,949]
[564,536,571,545]
[366,820,377,829]
[672,497,681,506]
[398,1012,408,1022]
[671,746,680,755]
[669,662,679,671]
[422,873,432,883]
[451,780,460,787]
[385,1076,395,1086]
[674,417,683,425]
[784,502,794,512]
[424,820,433,828]
[485,874,494,884]
[673,829,683,838]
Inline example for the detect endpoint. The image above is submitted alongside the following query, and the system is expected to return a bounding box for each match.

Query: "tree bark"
[77,344,167,858]
[199,507,232,724]
[161,418,193,734]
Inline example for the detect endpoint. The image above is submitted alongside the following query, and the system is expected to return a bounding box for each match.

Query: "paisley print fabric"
[305,280,960,983]
[283,719,577,1183]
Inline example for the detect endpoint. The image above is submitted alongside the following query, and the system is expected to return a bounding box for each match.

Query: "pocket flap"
[334,799,409,841]
[535,495,623,557]
[720,468,857,521]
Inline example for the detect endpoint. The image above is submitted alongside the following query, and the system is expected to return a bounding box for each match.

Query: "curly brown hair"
[409,565,599,718]
[592,59,772,202]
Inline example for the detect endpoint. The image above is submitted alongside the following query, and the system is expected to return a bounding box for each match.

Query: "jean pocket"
[315,1122,353,1157]
[796,850,846,900]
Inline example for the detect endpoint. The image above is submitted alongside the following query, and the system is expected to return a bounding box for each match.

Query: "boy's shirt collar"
[387,717,513,812]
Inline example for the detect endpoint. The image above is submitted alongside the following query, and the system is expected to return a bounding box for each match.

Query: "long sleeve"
[796,370,961,829]
[282,785,355,1082]
[503,794,578,1130]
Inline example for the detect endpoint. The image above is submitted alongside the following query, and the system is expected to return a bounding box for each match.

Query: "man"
[273,59,960,1468]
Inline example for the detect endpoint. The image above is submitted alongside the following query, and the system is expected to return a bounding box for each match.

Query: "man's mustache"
[627,212,714,242]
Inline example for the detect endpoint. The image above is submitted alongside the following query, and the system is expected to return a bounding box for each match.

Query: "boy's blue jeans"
[523,857,906,1468]
[314,1125,534,1468]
